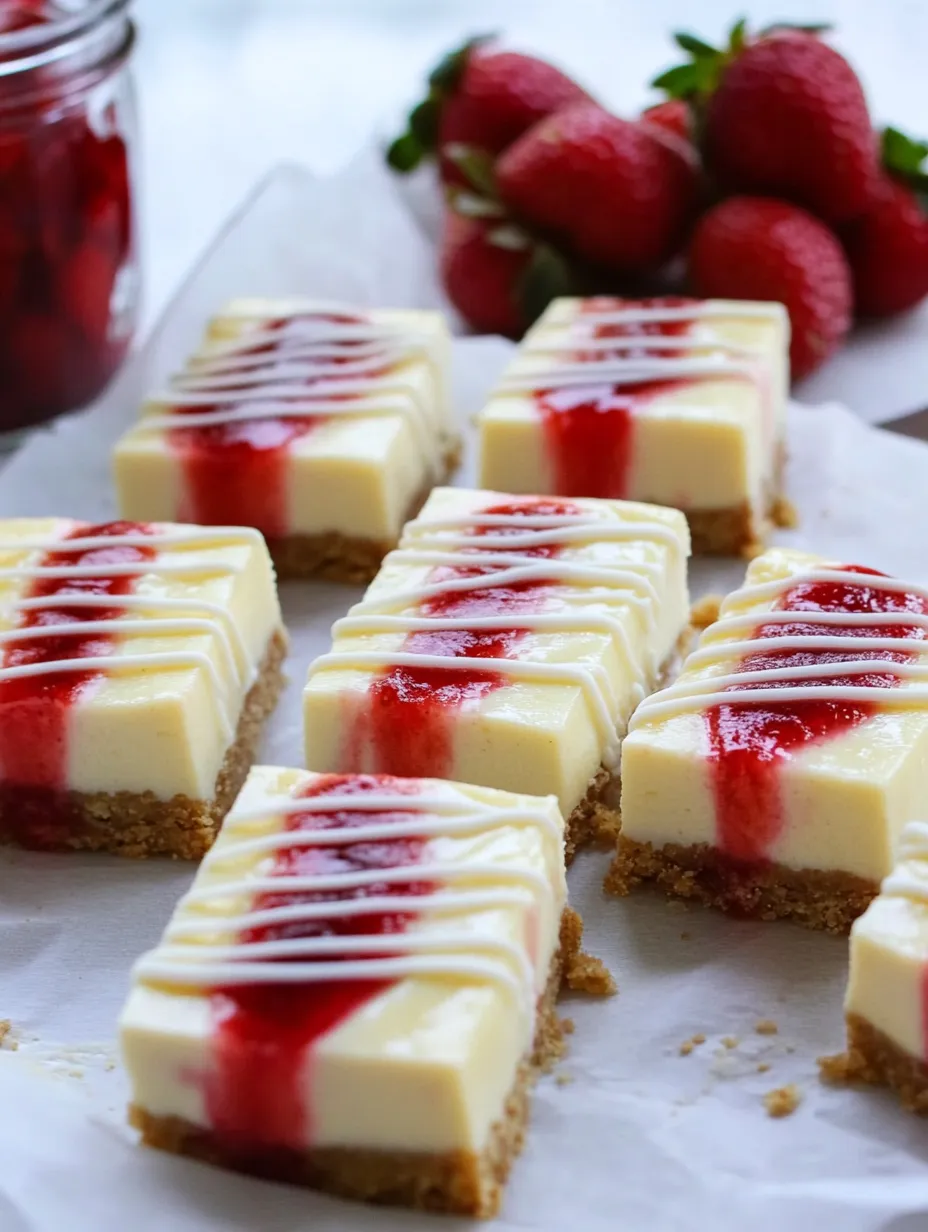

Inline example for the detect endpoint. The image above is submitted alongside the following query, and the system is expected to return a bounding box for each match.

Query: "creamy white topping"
[132,786,562,1018]
[630,564,928,730]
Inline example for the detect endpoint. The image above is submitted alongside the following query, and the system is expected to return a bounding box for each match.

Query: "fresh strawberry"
[688,196,852,379]
[654,22,877,224]
[842,127,928,317]
[496,102,697,273]
[438,206,572,337]
[388,37,589,184]
[640,99,693,143]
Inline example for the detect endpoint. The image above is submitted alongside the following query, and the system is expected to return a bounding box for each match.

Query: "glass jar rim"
[0,0,132,80]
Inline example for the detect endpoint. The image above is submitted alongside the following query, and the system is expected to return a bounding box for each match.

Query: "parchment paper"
[1,148,928,1232]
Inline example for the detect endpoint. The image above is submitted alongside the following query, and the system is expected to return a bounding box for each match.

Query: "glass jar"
[0,0,138,434]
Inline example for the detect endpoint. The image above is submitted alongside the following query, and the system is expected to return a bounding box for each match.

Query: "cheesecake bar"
[120,766,575,1216]
[476,296,790,556]
[304,487,691,858]
[839,822,928,1111]
[113,298,459,583]
[611,548,928,932]
[0,518,286,857]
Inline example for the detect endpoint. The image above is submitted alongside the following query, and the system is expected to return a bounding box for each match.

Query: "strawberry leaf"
[443,144,499,198]
[882,126,928,176]
[728,17,748,53]
[408,98,439,147]
[427,33,495,91]
[651,62,705,97]
[518,243,575,326]
[673,31,718,57]
[386,132,424,172]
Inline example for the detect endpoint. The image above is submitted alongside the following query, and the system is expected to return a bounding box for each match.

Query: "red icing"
[706,566,928,864]
[168,312,384,539]
[535,297,695,499]
[356,499,580,778]
[0,4,137,429]
[0,519,155,848]
[204,773,436,1160]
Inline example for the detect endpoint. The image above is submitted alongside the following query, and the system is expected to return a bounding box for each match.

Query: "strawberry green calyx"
[651,18,832,103]
[881,126,928,194]
[386,34,494,173]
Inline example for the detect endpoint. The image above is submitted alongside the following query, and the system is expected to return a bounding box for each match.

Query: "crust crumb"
[772,495,799,530]
[757,1063,771,1074]
[763,1084,802,1118]
[560,1017,575,1036]
[680,1040,695,1056]
[690,594,723,629]
[555,1072,574,1087]
[0,1020,11,1048]
[721,1036,739,1050]
[817,1052,852,1084]
[691,1033,706,1045]
[755,1019,779,1036]
[680,930,691,940]
[566,950,617,997]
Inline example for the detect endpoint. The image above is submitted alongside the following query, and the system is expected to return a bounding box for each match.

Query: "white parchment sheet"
[0,149,928,1231]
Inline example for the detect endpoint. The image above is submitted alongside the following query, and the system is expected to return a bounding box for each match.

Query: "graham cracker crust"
[268,441,461,583]
[820,1013,928,1112]
[606,835,877,933]
[685,442,792,559]
[564,623,696,863]
[129,907,585,1218]
[0,628,288,860]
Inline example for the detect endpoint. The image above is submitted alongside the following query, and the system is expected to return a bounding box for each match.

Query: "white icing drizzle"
[630,563,928,731]
[146,310,444,476]
[308,506,684,767]
[523,334,765,358]
[566,302,782,326]
[134,785,563,1017]
[0,523,266,732]
[498,355,758,394]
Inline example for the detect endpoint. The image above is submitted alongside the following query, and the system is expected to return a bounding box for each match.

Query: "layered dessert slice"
[113,298,459,583]
[476,296,790,556]
[838,822,928,1111]
[0,518,286,856]
[120,766,575,1216]
[304,487,691,858]
[611,548,928,932]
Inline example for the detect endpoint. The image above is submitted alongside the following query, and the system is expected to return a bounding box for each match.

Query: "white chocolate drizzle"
[630,563,928,731]
[308,503,687,767]
[497,355,759,394]
[133,784,565,1019]
[143,305,447,476]
[0,523,272,735]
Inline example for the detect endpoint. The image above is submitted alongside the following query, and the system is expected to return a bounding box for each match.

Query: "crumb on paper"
[756,1019,778,1036]
[560,1017,575,1036]
[785,1045,796,1054]
[566,950,617,997]
[679,1033,707,1056]
[772,495,799,530]
[764,1084,802,1118]
[691,594,723,629]
[817,1052,852,1084]
[680,931,691,940]
[555,1072,574,1087]
[757,1062,771,1074]
[67,1067,84,1080]
[105,1060,116,1072]
[722,1036,739,1050]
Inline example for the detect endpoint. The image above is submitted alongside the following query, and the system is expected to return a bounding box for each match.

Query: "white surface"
[1,153,928,1230]
[131,0,928,421]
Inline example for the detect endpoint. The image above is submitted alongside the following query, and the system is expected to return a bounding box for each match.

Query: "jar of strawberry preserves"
[0,0,138,434]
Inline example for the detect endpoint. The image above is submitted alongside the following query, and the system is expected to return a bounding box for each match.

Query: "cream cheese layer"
[114,298,455,542]
[477,296,788,514]
[304,487,690,815]
[622,548,928,880]
[119,766,567,1154]
[0,518,283,802]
